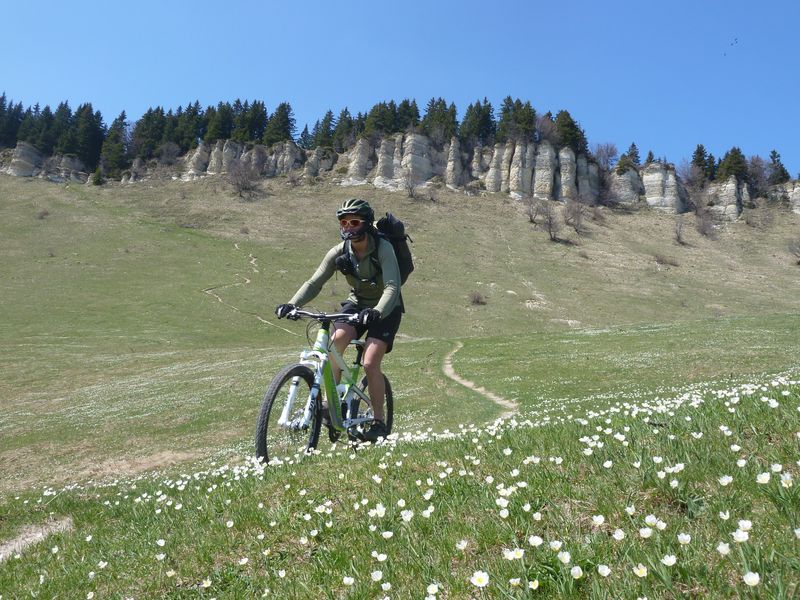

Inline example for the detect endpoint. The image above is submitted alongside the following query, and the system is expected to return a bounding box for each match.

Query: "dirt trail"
[442,342,518,419]
[203,244,298,336]
[0,517,74,562]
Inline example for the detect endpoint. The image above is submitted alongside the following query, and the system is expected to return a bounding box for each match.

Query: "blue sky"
[3,0,798,175]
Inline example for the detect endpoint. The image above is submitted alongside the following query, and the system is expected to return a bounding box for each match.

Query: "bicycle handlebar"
[287,308,358,323]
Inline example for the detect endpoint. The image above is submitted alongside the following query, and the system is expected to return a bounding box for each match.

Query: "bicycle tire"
[348,374,393,439]
[255,363,320,464]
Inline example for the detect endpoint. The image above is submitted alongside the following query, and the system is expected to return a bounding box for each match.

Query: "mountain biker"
[274,198,402,442]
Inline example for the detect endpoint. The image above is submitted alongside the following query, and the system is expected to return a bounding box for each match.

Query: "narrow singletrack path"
[202,244,299,336]
[442,342,518,419]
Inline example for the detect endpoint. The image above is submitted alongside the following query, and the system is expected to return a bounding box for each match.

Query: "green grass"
[1,174,799,597]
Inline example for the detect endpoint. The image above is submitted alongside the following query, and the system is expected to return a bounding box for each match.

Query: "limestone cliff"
[609,167,645,206]
[704,175,745,221]
[3,135,795,220]
[641,162,688,213]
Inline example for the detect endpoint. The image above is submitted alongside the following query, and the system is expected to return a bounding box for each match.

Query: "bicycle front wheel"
[255,364,321,464]
[348,374,394,439]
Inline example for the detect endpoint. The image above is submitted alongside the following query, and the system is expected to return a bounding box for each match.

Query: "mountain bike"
[255,309,393,465]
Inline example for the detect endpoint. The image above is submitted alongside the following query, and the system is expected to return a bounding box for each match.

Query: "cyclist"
[274,198,402,442]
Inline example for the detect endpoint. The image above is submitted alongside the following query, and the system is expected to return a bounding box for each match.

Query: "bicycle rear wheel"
[255,364,321,464]
[348,374,393,439]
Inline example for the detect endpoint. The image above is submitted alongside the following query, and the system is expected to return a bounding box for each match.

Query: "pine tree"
[0,97,25,147]
[554,110,587,154]
[495,96,517,143]
[35,105,56,154]
[297,124,313,149]
[174,101,204,151]
[248,101,268,143]
[262,102,296,147]
[0,93,6,146]
[205,101,234,143]
[100,111,130,178]
[131,107,166,159]
[364,102,398,140]
[459,98,496,148]
[73,103,105,170]
[767,149,790,185]
[626,142,640,166]
[716,147,748,183]
[645,150,655,164]
[420,97,457,148]
[332,108,354,151]
[311,110,335,148]
[15,109,37,146]
[396,99,420,132]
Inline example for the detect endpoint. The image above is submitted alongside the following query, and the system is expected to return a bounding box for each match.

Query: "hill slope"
[1,174,799,493]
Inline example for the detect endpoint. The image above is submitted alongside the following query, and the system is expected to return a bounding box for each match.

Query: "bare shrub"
[36,208,50,220]
[591,206,606,223]
[227,159,259,199]
[563,199,587,234]
[537,199,562,241]
[536,115,558,145]
[654,254,680,267]
[677,159,706,212]
[155,142,181,166]
[696,210,718,240]
[789,238,800,265]
[403,170,417,199]
[591,142,618,172]
[674,215,687,245]
[747,155,768,202]
[286,170,301,187]
[465,180,484,197]
[744,208,774,230]
[469,291,487,305]
[522,196,539,223]
[240,226,250,235]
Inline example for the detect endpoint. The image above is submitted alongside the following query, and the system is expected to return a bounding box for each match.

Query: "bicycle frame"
[278,313,374,434]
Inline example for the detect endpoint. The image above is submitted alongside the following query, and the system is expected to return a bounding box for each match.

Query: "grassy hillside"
[1,174,799,597]
[1,174,799,492]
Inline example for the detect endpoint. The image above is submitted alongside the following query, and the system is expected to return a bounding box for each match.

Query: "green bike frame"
[291,313,373,432]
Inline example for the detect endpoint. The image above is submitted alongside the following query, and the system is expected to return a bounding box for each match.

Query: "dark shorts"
[339,301,402,353]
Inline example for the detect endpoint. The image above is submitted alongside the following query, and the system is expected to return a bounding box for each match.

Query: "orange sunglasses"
[339,218,364,228]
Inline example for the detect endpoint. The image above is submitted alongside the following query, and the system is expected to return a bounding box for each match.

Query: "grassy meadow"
[1,173,799,598]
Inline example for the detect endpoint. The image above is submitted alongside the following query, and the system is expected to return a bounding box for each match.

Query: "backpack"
[375,212,414,285]
[336,212,414,285]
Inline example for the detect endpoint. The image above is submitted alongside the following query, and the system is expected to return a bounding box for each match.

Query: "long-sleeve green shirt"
[289,234,402,317]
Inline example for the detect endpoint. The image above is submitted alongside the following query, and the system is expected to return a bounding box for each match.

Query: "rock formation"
[263,141,303,177]
[445,136,464,189]
[609,167,645,206]
[558,147,578,201]
[182,142,211,181]
[45,155,87,183]
[342,138,372,186]
[372,135,401,190]
[400,133,435,185]
[2,134,794,221]
[206,141,225,175]
[5,142,44,177]
[509,141,534,198]
[641,162,688,213]
[704,175,744,221]
[792,183,800,214]
[532,141,557,200]
[483,143,506,193]
[303,146,337,178]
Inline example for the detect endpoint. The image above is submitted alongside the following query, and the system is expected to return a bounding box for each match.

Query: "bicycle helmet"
[336,198,374,241]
